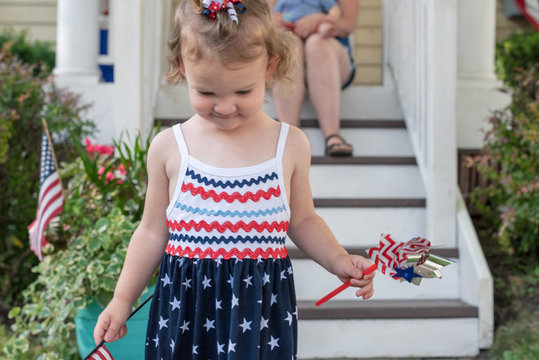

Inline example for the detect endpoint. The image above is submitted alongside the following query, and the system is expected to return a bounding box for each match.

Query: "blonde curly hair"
[166,0,296,90]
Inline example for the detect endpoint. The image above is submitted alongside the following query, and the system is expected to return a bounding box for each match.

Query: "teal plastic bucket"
[75,287,154,359]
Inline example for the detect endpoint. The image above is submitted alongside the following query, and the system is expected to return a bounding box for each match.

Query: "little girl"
[93,0,374,358]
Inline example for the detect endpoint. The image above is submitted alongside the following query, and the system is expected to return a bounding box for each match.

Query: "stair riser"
[304,128,414,157]
[311,207,426,246]
[310,165,425,198]
[297,318,479,358]
[290,258,459,301]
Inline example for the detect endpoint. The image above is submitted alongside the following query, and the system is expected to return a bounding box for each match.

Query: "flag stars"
[285,311,293,326]
[260,316,269,330]
[217,342,225,354]
[239,318,252,333]
[231,294,239,309]
[158,316,168,330]
[192,345,198,354]
[271,293,278,305]
[202,275,212,289]
[170,297,181,311]
[180,320,190,333]
[183,278,192,289]
[263,273,270,285]
[203,318,215,332]
[152,334,159,347]
[268,336,280,350]
[216,299,223,310]
[280,270,287,280]
[228,340,237,353]
[243,275,253,288]
[227,275,234,288]
[170,339,175,351]
[161,273,171,287]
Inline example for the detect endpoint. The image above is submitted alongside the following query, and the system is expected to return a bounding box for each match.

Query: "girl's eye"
[198,91,213,96]
[236,90,251,95]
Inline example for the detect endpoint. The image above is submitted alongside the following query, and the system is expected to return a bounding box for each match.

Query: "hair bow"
[202,0,246,23]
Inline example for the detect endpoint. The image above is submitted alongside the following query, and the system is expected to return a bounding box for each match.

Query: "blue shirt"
[274,0,337,23]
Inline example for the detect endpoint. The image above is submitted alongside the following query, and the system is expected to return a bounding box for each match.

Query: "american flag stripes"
[27,131,63,260]
[88,344,113,360]
[514,0,539,30]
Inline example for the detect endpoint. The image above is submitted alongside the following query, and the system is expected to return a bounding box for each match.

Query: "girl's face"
[181,52,277,131]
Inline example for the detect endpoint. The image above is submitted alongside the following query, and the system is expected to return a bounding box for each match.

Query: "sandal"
[325,134,353,157]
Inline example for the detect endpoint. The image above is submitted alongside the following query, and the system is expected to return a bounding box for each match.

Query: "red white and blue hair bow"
[202,0,246,23]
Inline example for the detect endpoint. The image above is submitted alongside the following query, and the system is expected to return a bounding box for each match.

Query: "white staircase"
[154,84,490,359]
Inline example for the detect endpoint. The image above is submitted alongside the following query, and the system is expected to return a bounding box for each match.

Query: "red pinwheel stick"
[315,263,377,307]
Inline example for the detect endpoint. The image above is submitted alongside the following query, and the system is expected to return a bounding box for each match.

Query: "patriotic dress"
[146,123,297,359]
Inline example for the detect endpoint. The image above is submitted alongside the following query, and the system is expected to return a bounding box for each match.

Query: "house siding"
[0,0,57,43]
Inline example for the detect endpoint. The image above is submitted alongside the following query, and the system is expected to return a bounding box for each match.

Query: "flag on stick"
[88,344,113,360]
[27,119,64,260]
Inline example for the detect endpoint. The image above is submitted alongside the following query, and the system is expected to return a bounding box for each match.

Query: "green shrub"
[3,131,156,359]
[496,30,539,88]
[0,48,95,316]
[0,28,55,74]
[472,64,538,269]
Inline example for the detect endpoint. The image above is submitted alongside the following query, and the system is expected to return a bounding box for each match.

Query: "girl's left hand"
[333,254,375,299]
[294,13,326,39]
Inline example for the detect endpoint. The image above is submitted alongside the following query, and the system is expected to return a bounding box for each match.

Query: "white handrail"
[385,0,457,246]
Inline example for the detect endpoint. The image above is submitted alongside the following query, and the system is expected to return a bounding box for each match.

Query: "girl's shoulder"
[283,124,311,169]
[147,127,181,168]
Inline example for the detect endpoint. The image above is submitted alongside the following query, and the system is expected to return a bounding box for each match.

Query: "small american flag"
[88,344,114,360]
[27,131,64,260]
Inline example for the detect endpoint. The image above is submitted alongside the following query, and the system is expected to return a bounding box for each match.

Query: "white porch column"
[456,0,510,148]
[53,0,100,84]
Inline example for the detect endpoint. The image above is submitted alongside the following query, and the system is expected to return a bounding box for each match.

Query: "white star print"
[170,297,181,311]
[231,294,239,308]
[192,345,198,354]
[227,275,234,287]
[280,270,287,280]
[288,266,293,275]
[263,273,270,285]
[260,316,269,330]
[152,334,159,347]
[216,299,223,310]
[271,293,278,305]
[285,311,293,325]
[228,340,236,353]
[268,336,280,350]
[183,278,192,289]
[217,342,225,354]
[239,318,252,333]
[243,275,253,288]
[160,273,171,287]
[203,318,215,332]
[215,257,222,266]
[202,275,212,289]
[170,339,175,351]
[158,316,168,330]
[180,320,190,333]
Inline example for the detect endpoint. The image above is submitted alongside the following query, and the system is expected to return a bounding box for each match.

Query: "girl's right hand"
[93,298,132,344]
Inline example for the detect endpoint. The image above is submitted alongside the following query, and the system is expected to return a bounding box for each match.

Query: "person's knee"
[304,34,332,59]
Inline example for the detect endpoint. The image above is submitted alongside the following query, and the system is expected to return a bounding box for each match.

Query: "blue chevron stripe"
[168,233,287,245]
[174,203,286,218]
[186,168,278,189]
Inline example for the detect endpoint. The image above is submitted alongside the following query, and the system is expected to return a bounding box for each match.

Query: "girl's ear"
[265,55,280,81]
[179,60,186,77]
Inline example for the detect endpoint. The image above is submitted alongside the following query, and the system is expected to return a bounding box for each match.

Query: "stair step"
[298,299,477,319]
[311,156,416,165]
[300,119,406,128]
[310,165,425,199]
[296,300,479,358]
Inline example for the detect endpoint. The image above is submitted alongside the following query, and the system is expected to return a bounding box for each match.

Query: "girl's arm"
[285,128,374,298]
[334,0,360,37]
[93,130,173,344]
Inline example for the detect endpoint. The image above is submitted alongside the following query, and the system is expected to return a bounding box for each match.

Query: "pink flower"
[84,138,115,156]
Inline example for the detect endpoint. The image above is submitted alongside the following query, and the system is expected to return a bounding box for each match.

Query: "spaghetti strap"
[275,122,289,160]
[172,124,189,158]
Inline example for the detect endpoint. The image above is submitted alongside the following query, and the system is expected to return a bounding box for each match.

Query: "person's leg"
[272,35,305,127]
[304,34,352,155]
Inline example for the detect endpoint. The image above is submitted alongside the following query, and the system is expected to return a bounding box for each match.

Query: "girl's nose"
[213,99,236,116]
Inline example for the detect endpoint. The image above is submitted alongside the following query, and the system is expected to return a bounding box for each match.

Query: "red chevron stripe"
[182,182,281,203]
[164,244,288,260]
[167,219,289,233]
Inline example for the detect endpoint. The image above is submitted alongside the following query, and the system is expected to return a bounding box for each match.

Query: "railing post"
[425,0,457,247]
